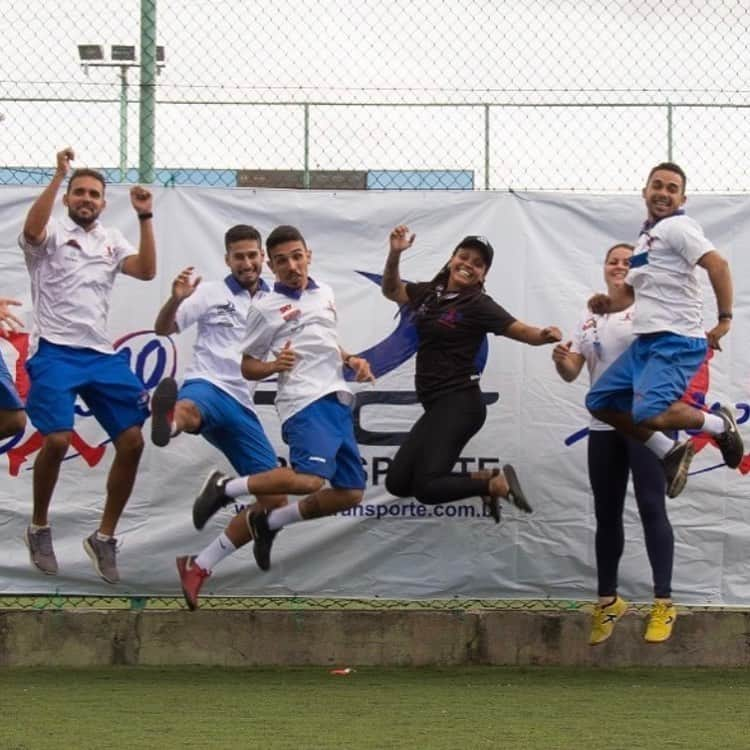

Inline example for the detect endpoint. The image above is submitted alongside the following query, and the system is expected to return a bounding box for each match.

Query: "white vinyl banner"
[0,185,748,604]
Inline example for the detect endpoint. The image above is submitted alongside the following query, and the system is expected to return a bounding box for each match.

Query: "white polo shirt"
[627,213,713,338]
[19,216,136,356]
[175,275,270,411]
[241,278,351,425]
[570,304,636,431]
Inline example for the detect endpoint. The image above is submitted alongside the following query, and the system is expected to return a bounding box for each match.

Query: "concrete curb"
[2,609,750,667]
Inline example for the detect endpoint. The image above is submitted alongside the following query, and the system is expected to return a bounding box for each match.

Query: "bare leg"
[298,488,363,519]
[640,402,706,432]
[173,399,202,434]
[31,431,72,526]
[591,410,655,442]
[247,467,324,497]
[0,409,26,439]
[99,425,144,536]
[225,509,252,548]
[594,402,705,441]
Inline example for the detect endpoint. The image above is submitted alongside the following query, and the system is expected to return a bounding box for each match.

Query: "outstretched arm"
[551,341,586,382]
[699,250,733,350]
[121,186,156,280]
[153,267,202,335]
[341,349,376,383]
[504,321,563,346]
[381,224,415,305]
[23,148,73,245]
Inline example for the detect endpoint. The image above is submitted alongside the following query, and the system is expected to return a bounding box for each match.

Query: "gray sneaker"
[662,439,695,499]
[83,532,120,584]
[713,404,744,469]
[24,525,58,575]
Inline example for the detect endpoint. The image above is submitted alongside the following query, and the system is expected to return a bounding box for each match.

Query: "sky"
[1,0,748,190]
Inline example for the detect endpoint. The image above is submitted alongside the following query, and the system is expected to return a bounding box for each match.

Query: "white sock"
[224,477,250,498]
[267,502,303,531]
[195,532,236,572]
[96,531,112,542]
[645,432,675,459]
[29,523,50,533]
[170,421,179,437]
[701,412,726,436]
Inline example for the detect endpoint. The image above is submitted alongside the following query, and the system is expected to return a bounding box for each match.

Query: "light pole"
[77,44,164,182]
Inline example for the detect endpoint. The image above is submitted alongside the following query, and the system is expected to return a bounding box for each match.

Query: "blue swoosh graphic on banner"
[346,271,490,380]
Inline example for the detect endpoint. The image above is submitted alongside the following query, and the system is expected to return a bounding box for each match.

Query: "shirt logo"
[279,304,301,321]
[437,308,461,328]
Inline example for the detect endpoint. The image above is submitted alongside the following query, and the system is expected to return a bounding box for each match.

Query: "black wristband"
[718,312,733,320]
[137,212,153,221]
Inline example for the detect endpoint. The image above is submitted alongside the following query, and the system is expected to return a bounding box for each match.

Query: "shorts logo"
[309,456,327,463]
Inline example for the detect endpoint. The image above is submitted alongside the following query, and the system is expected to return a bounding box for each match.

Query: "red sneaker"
[176,555,210,610]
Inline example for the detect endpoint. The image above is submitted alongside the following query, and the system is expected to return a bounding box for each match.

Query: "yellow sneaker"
[589,596,628,645]
[644,600,677,643]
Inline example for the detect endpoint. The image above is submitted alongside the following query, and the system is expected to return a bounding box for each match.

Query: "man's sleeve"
[112,227,138,269]
[18,218,55,258]
[664,217,714,266]
[174,285,208,333]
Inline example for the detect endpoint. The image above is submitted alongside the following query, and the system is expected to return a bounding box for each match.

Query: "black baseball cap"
[454,235,494,269]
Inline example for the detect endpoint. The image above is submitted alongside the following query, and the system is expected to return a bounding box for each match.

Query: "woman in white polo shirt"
[552,242,675,646]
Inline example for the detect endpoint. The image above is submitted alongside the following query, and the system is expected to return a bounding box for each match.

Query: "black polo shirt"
[405,282,516,405]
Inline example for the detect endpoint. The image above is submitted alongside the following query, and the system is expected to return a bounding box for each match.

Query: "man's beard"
[69,208,98,228]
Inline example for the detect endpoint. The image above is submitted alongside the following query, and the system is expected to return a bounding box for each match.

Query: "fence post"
[303,103,311,189]
[667,102,673,162]
[484,103,490,190]
[138,0,157,184]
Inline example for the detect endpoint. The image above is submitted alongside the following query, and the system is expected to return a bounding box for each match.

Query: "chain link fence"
[1,1,748,191]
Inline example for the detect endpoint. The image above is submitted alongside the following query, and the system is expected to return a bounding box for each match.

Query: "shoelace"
[650,602,671,623]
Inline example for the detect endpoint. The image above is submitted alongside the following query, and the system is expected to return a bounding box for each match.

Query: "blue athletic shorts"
[586,332,708,424]
[25,339,149,438]
[0,351,23,410]
[179,378,278,475]
[282,393,366,490]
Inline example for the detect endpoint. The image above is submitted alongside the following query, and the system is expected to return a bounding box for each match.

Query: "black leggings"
[588,429,674,599]
[385,389,489,504]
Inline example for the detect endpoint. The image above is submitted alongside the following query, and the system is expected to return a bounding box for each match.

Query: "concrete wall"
[2,609,750,667]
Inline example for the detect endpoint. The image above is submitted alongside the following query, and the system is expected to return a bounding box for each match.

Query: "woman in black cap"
[381,224,561,521]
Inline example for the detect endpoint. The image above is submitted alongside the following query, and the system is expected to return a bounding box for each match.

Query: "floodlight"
[111,45,136,62]
[77,45,104,62]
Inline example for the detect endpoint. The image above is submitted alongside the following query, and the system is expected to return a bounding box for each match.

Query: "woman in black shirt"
[381,224,561,520]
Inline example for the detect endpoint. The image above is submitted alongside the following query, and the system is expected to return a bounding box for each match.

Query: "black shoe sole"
[151,377,178,447]
[665,441,695,499]
[176,556,198,611]
[193,470,226,530]
[715,407,744,469]
[248,511,276,571]
[502,464,533,513]
[481,468,502,524]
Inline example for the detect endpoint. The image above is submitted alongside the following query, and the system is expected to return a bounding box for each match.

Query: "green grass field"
[1,666,748,749]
